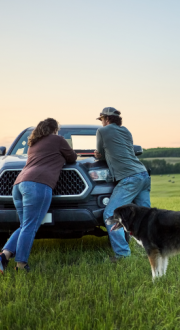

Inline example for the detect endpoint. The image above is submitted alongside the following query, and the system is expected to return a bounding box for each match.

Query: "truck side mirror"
[133,145,143,156]
[0,147,6,156]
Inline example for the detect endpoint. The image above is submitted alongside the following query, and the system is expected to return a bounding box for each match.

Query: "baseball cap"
[96,107,121,120]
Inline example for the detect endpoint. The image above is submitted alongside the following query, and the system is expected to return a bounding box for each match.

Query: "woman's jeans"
[103,171,151,258]
[3,181,52,263]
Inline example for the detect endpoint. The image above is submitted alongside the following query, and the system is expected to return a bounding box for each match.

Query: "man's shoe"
[0,253,9,275]
[15,264,30,272]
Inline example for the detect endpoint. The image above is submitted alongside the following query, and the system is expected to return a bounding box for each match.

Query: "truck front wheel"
[0,234,9,248]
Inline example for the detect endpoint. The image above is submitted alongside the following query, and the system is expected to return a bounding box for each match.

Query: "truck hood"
[0,145,142,173]
[0,154,100,174]
[0,155,27,173]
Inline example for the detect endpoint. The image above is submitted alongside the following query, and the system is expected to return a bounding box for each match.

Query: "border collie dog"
[106,203,180,280]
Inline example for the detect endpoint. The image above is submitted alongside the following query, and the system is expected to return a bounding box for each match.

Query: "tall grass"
[1,175,180,330]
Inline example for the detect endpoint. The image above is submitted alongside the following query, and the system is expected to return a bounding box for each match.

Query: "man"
[94,107,151,262]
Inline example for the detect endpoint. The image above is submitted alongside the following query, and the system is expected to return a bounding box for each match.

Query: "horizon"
[2,134,180,153]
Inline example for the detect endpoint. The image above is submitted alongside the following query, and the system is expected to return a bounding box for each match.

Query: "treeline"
[141,159,180,174]
[139,147,180,158]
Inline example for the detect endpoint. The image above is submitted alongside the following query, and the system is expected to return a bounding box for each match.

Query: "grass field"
[1,176,180,330]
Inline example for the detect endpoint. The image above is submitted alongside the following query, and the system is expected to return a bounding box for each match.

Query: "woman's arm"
[60,137,77,163]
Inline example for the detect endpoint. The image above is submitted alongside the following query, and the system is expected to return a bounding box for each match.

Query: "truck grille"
[0,170,87,197]
[0,171,21,196]
[53,170,86,196]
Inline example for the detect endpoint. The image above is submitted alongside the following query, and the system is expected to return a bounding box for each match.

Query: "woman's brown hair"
[28,118,59,147]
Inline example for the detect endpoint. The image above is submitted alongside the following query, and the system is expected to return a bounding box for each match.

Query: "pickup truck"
[0,125,143,245]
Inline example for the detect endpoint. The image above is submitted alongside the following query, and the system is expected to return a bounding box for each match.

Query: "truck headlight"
[88,169,112,181]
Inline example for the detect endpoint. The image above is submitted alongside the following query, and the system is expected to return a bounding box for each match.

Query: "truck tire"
[0,234,9,248]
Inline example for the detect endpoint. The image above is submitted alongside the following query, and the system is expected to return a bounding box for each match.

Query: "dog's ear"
[121,204,136,217]
[119,204,137,231]
[129,205,136,218]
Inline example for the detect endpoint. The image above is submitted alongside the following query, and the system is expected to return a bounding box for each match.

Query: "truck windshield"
[60,128,98,151]
[10,128,98,155]
[11,130,32,155]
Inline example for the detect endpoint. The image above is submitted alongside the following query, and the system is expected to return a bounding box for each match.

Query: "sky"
[0,0,180,149]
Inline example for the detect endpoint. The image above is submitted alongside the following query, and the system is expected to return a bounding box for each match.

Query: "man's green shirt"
[96,124,146,181]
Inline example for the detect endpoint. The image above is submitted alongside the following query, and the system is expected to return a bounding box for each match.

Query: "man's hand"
[94,150,102,159]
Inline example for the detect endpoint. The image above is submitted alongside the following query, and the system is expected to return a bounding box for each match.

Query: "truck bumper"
[0,208,105,233]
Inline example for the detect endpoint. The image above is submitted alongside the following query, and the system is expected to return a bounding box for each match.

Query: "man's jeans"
[103,171,151,258]
[3,181,52,263]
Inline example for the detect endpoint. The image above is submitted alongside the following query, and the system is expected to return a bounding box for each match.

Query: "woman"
[0,118,77,274]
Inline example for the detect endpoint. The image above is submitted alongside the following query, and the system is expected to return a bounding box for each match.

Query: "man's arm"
[95,129,106,160]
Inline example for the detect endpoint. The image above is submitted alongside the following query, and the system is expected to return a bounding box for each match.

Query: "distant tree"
[141,159,180,174]
[139,147,180,158]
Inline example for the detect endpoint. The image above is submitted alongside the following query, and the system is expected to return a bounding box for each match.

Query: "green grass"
[1,176,180,330]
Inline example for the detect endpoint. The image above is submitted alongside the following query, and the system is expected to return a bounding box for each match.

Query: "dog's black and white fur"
[106,203,180,280]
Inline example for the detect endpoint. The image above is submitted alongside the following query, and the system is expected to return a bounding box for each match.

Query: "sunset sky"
[0,0,180,149]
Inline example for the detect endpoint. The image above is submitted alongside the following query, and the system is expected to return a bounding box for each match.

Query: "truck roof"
[27,124,101,130]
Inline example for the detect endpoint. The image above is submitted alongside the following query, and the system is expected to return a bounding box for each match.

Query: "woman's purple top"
[14,134,77,189]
